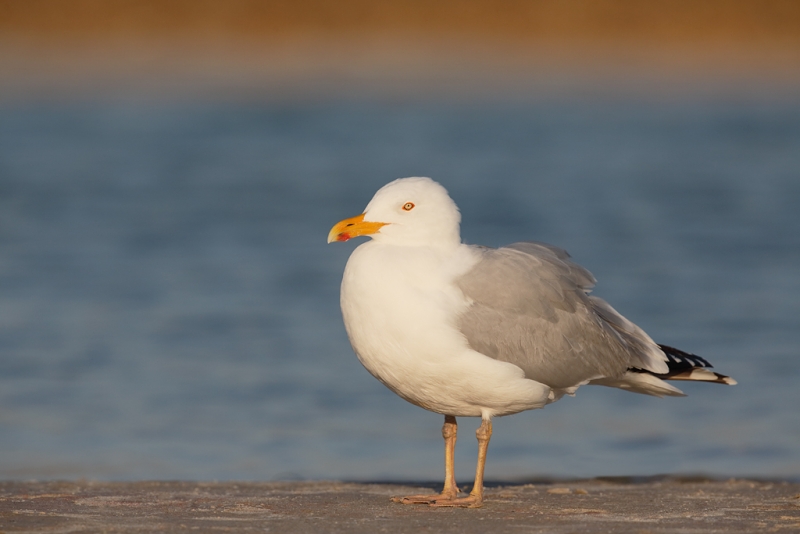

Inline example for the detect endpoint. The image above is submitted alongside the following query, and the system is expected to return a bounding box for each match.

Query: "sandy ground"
[1,478,799,533]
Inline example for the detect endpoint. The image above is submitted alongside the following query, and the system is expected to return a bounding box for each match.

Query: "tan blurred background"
[2,0,799,99]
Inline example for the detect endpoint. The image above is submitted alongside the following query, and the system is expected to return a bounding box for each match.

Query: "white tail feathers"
[589,372,687,398]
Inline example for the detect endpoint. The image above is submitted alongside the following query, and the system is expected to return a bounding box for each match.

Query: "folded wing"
[455,242,733,396]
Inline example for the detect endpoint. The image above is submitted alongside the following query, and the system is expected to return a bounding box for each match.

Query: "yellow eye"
[402,202,415,211]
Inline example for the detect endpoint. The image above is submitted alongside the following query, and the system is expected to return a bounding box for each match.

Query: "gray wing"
[455,241,668,389]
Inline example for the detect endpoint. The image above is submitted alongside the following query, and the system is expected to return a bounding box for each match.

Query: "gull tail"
[589,344,736,398]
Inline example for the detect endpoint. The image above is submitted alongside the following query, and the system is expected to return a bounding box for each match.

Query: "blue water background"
[1,94,798,481]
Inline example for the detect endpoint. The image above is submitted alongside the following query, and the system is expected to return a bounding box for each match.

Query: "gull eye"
[402,202,415,211]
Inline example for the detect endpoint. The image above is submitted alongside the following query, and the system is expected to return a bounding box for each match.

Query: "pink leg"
[394,417,493,508]
[430,418,492,508]
[392,415,460,504]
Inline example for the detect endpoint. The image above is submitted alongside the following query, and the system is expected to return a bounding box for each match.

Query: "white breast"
[340,241,552,418]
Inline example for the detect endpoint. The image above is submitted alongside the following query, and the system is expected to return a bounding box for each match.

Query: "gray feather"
[455,241,668,389]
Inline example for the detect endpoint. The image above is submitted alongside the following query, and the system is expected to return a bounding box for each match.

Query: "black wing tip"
[657,344,713,369]
[630,344,737,385]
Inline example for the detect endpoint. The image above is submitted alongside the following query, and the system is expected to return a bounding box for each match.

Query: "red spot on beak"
[328,213,387,243]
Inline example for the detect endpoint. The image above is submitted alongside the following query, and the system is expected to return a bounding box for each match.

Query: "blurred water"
[1,95,798,482]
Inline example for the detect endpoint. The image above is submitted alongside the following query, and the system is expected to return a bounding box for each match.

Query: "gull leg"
[441,415,459,498]
[392,415,460,504]
[430,418,492,508]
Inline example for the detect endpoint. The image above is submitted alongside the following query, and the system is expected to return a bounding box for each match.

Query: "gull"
[327,177,735,508]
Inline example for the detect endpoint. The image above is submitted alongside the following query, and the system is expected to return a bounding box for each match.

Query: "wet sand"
[2,478,799,533]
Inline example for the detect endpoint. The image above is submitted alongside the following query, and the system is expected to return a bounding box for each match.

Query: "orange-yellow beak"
[327,213,387,243]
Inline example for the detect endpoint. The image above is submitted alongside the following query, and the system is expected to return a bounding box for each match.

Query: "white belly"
[340,242,551,418]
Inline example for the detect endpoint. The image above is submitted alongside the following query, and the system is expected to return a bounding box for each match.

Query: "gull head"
[328,177,462,247]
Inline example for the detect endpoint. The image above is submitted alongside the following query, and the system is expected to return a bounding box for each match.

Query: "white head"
[328,177,462,248]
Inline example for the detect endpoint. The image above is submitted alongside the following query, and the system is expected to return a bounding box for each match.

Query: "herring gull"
[327,177,735,508]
